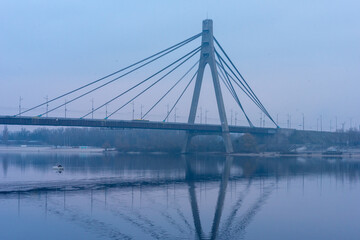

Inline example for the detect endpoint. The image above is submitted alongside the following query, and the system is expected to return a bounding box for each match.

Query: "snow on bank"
[0,145,107,154]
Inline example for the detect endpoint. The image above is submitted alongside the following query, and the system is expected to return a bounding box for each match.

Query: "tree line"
[1,126,360,153]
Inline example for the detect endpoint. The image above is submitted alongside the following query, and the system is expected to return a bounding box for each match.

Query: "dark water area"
[0,152,360,239]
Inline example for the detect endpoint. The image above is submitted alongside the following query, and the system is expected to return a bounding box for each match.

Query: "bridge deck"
[0,116,277,134]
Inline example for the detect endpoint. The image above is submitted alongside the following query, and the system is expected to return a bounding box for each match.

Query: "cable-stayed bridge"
[0,116,277,135]
[1,19,281,153]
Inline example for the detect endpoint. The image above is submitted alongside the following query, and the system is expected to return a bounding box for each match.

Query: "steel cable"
[142,60,199,119]
[105,48,201,119]
[16,33,201,117]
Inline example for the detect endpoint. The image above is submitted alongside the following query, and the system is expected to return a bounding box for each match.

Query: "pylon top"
[202,19,213,30]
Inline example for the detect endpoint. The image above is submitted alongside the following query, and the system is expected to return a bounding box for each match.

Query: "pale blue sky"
[1,0,360,130]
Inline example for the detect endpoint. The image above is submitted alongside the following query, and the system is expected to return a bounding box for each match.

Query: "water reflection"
[1,153,360,239]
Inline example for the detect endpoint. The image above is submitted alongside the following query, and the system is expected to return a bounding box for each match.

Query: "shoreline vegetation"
[1,126,360,155]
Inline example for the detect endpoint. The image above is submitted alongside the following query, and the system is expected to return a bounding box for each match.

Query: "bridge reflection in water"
[1,153,360,239]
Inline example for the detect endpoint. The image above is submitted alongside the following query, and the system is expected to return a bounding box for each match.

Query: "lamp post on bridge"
[132,102,135,120]
[263,115,265,128]
[44,95,49,117]
[174,107,177,122]
[330,120,332,132]
[205,110,208,124]
[235,112,238,126]
[166,104,169,122]
[64,99,67,118]
[317,118,319,131]
[140,104,143,119]
[18,96,23,116]
[91,98,94,119]
[302,113,305,131]
[105,104,108,119]
[320,115,323,132]
[289,114,291,128]
[287,114,291,128]
[335,116,338,131]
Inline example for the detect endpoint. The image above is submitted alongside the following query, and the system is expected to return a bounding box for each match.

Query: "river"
[0,152,359,239]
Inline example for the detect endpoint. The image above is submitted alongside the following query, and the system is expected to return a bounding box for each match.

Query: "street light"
[302,113,305,130]
[91,98,94,119]
[174,107,177,122]
[44,95,49,117]
[320,115,323,132]
[235,112,238,126]
[140,104,143,119]
[18,96,23,116]
[64,99,67,118]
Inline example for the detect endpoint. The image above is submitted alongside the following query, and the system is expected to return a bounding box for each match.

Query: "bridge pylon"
[182,19,234,154]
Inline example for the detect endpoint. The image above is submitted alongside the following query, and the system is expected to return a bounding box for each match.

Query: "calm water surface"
[0,152,360,239]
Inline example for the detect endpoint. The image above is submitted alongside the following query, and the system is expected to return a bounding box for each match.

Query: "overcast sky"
[1,0,360,131]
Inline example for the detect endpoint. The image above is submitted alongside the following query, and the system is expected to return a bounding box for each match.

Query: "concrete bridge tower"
[183,19,234,153]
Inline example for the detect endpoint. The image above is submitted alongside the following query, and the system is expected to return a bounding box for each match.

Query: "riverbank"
[0,145,107,154]
[1,145,360,159]
[231,152,360,158]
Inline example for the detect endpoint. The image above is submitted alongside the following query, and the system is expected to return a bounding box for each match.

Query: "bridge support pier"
[182,19,233,154]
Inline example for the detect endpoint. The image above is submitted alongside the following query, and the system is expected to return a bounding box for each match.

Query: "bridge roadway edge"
[0,116,278,135]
